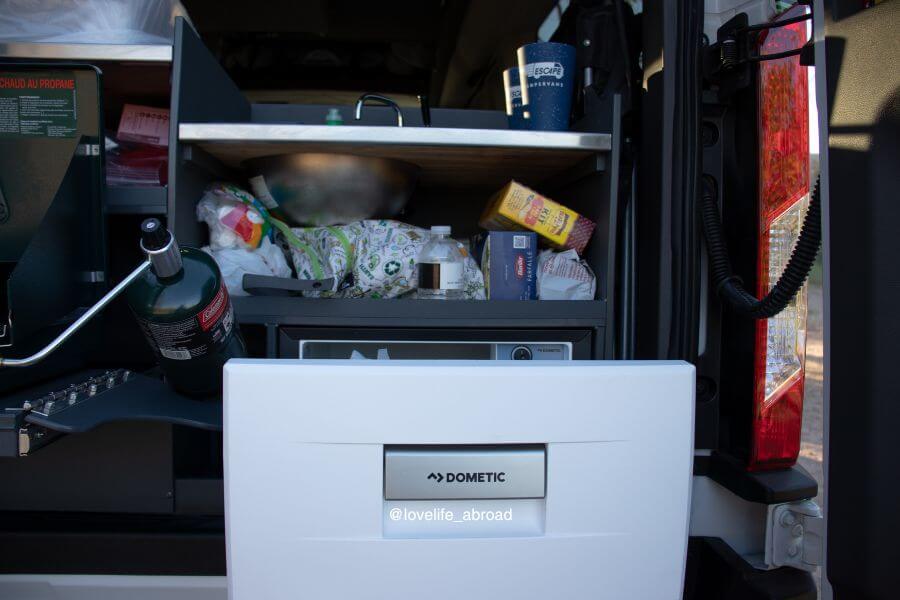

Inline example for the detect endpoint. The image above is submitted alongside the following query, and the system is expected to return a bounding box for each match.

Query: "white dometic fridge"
[224,360,694,599]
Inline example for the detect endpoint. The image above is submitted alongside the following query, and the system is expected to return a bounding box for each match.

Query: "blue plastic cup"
[516,42,576,131]
[503,67,529,130]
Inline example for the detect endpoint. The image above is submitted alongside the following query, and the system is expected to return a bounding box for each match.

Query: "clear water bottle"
[416,225,465,300]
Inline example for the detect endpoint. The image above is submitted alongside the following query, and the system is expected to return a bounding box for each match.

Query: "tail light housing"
[749,6,810,471]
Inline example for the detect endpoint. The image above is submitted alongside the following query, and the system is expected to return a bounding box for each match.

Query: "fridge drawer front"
[224,360,695,600]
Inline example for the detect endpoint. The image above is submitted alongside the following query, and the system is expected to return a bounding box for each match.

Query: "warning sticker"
[0,71,77,139]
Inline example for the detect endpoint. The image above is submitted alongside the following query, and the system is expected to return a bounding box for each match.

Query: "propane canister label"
[198,285,229,332]
[136,284,235,361]
[0,71,78,138]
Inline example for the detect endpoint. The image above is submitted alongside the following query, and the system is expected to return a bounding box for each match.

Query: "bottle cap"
[430,225,451,235]
[140,218,171,251]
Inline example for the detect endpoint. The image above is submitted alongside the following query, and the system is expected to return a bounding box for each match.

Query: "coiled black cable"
[700,175,821,319]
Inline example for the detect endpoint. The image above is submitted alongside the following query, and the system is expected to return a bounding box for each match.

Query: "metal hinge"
[80,270,106,283]
[18,427,30,456]
[765,500,824,571]
[14,423,61,457]
[75,143,101,157]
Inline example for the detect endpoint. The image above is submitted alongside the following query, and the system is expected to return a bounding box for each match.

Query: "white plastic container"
[416,226,465,300]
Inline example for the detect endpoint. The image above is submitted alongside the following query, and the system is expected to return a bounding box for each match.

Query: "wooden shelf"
[179,124,611,188]
[0,42,172,62]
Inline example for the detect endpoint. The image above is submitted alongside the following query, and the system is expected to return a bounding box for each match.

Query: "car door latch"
[765,499,824,571]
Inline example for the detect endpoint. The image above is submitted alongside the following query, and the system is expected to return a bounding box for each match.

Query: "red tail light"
[749,6,810,471]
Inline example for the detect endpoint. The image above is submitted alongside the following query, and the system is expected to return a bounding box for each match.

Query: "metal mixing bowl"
[244,153,419,226]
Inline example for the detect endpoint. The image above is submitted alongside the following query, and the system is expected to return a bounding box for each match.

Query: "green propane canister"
[126,218,246,398]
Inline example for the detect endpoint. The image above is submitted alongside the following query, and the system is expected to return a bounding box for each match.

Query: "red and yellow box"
[479,181,595,254]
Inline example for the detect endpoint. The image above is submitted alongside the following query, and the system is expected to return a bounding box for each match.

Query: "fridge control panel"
[298,339,572,361]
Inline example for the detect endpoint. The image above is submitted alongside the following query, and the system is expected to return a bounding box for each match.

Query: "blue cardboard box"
[473,231,537,300]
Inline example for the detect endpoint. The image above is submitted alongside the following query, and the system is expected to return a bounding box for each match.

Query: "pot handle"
[241,274,335,297]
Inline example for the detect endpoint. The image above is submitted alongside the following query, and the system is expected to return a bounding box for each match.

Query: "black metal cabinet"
[166,19,621,360]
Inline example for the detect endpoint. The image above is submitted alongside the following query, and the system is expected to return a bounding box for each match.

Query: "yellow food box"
[479,181,596,254]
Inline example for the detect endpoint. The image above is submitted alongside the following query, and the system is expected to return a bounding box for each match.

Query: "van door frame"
[818,0,900,597]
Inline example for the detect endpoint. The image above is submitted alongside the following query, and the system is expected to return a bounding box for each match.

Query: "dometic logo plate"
[384,446,545,500]
[428,471,507,483]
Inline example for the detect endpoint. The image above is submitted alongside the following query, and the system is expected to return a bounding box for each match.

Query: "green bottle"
[126,218,246,398]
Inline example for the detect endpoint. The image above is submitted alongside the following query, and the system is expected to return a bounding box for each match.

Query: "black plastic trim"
[708,452,817,504]
[175,478,225,516]
[692,453,711,476]
[234,296,607,328]
[684,537,816,600]
[0,512,225,575]
[106,185,167,215]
